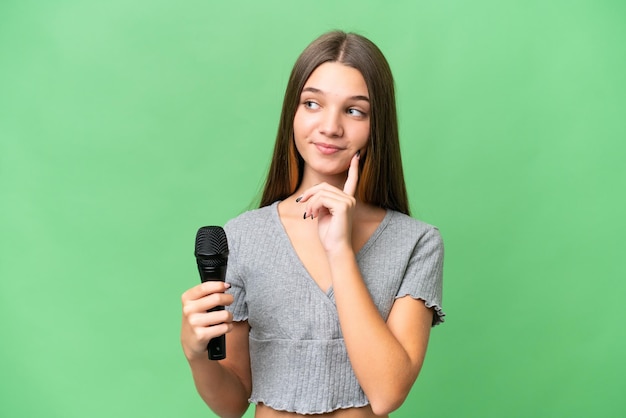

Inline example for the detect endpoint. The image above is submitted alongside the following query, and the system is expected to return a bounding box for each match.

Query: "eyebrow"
[301,87,370,103]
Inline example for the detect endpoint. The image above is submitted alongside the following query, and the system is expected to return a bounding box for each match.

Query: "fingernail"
[356,150,361,158]
[295,196,302,202]
[224,283,231,289]
[303,211,307,219]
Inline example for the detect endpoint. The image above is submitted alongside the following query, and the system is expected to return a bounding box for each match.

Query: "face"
[293,62,370,181]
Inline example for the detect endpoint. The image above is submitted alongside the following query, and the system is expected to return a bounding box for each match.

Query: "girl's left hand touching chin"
[297,151,361,254]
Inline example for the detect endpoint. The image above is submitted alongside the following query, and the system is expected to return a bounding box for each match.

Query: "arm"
[299,154,437,415]
[181,281,252,418]
[328,250,433,415]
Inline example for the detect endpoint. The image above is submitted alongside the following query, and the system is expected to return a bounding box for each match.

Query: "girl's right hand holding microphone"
[181,281,234,361]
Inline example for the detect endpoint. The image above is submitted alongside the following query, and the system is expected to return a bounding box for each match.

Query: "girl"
[181,30,445,418]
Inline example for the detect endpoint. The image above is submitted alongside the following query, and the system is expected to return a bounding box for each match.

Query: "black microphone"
[194,226,229,360]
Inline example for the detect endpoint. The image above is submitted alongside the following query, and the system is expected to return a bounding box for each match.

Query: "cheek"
[292,114,306,154]
[292,111,307,139]
[356,124,370,148]
[293,113,318,144]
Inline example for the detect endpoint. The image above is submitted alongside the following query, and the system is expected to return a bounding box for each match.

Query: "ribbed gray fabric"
[224,201,444,414]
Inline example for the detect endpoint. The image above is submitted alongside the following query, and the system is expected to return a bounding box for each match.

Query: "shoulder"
[384,211,443,247]
[223,202,279,248]
[225,203,277,232]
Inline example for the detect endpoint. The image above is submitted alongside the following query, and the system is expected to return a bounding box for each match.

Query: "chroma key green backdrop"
[1,1,624,417]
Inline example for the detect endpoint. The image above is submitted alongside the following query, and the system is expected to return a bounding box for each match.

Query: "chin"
[302,155,352,178]
[312,166,350,179]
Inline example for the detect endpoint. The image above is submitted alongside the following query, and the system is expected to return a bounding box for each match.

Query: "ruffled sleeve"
[396,226,445,326]
[224,219,248,322]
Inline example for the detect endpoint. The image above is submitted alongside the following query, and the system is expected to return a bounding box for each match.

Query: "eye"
[303,100,320,110]
[347,108,367,118]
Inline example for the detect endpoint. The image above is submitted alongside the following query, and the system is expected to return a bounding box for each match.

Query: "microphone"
[194,226,229,360]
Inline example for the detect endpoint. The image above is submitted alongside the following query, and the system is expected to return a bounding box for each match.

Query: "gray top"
[225,201,444,414]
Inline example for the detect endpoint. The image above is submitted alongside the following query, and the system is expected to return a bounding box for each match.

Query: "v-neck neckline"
[270,201,392,298]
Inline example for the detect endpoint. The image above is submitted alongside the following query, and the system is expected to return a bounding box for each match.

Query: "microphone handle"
[207,306,226,360]
[199,264,227,360]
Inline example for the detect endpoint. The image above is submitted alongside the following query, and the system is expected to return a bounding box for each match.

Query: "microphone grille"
[195,226,228,258]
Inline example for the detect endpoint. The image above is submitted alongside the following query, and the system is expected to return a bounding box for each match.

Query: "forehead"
[303,62,369,98]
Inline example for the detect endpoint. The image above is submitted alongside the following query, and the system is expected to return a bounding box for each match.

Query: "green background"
[1,1,624,417]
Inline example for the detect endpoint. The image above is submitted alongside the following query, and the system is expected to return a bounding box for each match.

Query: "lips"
[314,142,345,155]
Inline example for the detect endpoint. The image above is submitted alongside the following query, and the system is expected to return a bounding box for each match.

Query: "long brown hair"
[259,30,410,215]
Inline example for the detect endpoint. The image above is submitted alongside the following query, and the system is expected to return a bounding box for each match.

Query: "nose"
[318,108,343,138]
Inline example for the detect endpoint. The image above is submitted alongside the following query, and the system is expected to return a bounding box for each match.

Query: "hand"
[298,152,360,253]
[180,281,234,361]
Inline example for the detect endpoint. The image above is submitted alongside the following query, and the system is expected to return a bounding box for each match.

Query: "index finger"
[181,281,231,302]
[343,151,360,196]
